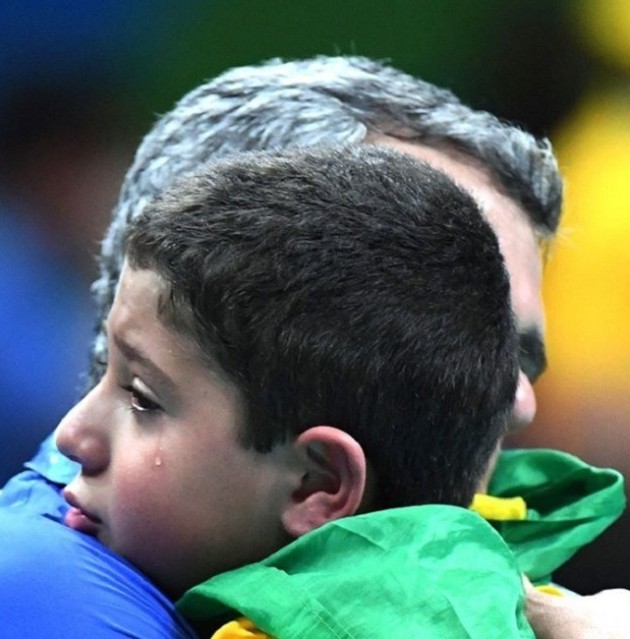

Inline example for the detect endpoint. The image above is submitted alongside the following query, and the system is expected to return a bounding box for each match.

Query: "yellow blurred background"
[510,0,630,591]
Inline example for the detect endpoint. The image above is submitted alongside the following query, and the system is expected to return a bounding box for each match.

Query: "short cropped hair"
[92,55,561,384]
[124,145,518,509]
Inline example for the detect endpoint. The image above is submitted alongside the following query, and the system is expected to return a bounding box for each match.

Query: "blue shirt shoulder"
[0,509,198,638]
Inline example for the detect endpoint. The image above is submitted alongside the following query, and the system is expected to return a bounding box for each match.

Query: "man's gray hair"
[91,55,562,384]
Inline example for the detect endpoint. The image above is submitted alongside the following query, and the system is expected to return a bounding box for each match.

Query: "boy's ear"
[281,425,367,538]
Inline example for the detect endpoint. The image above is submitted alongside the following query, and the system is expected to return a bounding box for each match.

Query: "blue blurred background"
[2,0,630,593]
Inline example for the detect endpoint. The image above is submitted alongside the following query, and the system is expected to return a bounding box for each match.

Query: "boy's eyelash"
[121,385,162,413]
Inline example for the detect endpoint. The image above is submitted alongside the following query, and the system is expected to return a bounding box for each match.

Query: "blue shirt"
[0,437,198,638]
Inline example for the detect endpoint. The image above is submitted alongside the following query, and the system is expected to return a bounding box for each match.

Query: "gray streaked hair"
[91,54,562,385]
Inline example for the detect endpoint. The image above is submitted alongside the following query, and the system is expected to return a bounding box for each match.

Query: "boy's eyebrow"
[112,332,178,396]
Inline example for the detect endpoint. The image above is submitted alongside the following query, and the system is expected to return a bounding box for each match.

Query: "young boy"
[56,145,528,637]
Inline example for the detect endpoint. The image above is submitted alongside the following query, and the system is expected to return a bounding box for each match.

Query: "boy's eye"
[123,384,162,413]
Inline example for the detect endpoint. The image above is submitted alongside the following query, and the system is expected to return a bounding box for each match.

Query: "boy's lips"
[63,489,102,536]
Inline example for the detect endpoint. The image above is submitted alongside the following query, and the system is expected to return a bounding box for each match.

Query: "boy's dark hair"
[91,55,562,386]
[125,145,518,509]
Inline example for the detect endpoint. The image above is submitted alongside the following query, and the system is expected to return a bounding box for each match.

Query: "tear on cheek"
[153,428,165,468]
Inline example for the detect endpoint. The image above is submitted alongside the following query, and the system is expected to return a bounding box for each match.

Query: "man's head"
[90,55,562,446]
[59,145,518,597]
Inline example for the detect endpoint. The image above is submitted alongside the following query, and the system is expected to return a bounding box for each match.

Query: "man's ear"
[281,426,367,538]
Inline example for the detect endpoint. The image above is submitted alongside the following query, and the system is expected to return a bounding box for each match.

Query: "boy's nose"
[508,369,537,433]
[55,387,110,476]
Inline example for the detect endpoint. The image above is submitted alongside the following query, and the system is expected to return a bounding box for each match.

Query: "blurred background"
[1,0,629,592]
